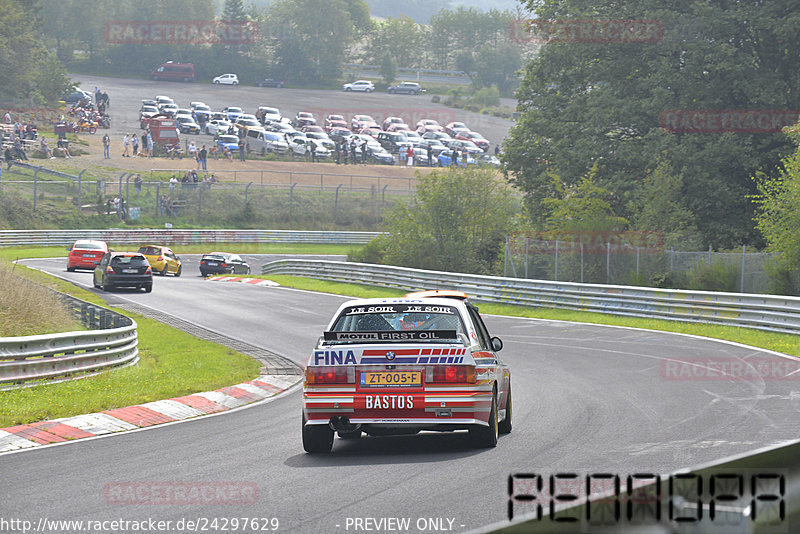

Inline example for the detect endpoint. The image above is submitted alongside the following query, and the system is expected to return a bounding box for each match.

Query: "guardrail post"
[33,169,38,211]
[554,239,559,281]
[77,170,87,215]
[741,245,747,293]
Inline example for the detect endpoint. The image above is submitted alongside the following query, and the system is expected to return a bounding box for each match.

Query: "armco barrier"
[0,229,383,248]
[0,294,138,389]
[261,259,800,334]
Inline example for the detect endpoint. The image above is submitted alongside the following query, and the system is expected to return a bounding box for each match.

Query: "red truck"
[141,115,181,157]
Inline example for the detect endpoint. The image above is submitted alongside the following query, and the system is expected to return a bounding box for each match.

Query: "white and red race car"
[302,290,512,453]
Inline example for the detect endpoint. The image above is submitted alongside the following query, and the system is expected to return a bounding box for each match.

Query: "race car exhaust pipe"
[329,416,360,432]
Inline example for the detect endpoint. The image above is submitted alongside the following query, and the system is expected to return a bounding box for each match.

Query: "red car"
[415,119,444,133]
[294,112,317,128]
[455,131,490,151]
[325,119,348,132]
[386,122,411,132]
[67,239,109,271]
[382,116,405,131]
[351,114,376,131]
[445,121,469,136]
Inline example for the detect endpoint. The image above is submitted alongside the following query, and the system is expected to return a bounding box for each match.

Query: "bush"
[685,260,739,292]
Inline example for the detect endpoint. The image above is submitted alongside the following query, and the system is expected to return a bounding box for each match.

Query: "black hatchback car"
[94,252,153,292]
[199,252,251,276]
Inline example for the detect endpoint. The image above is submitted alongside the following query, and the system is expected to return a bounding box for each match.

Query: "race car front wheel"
[302,413,333,453]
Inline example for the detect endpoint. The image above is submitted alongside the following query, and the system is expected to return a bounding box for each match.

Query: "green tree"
[223,0,248,21]
[629,161,701,250]
[269,0,360,82]
[380,167,520,274]
[504,0,800,248]
[365,16,422,67]
[379,53,397,85]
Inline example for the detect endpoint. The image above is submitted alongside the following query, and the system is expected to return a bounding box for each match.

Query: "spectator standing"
[309,140,317,162]
[406,146,414,167]
[134,174,143,194]
[169,175,178,192]
[349,139,357,163]
[427,147,433,167]
[452,150,458,167]
[494,144,500,156]
[131,134,139,157]
[122,134,130,157]
[4,111,10,124]
[188,141,197,160]
[199,145,207,171]
[146,132,153,157]
[238,138,246,161]
[102,133,110,159]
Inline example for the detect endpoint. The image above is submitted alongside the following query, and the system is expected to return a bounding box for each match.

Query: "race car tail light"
[145,267,152,274]
[106,265,114,273]
[426,365,476,384]
[305,366,355,385]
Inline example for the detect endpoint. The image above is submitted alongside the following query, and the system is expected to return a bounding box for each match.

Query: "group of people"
[122,131,154,158]
[334,137,371,164]
[3,115,38,140]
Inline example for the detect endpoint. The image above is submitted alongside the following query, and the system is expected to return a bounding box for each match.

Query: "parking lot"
[73,74,514,154]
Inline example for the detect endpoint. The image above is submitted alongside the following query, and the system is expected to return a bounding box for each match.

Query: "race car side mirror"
[491,337,503,352]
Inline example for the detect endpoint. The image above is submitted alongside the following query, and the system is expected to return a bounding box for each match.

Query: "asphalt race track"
[5,256,800,533]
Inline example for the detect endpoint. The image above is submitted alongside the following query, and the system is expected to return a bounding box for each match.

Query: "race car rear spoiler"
[323,330,459,342]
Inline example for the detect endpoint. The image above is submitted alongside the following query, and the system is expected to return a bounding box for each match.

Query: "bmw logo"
[385,351,396,361]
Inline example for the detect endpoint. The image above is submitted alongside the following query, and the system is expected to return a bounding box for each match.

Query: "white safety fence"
[0,294,138,389]
[261,259,800,334]
[0,229,383,248]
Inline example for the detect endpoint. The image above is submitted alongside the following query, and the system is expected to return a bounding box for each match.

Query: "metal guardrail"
[261,259,800,335]
[0,229,383,248]
[0,293,138,388]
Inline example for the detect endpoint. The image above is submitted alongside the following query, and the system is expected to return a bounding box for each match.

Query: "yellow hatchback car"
[137,245,182,276]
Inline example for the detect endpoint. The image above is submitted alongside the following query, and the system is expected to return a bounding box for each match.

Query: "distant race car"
[301,290,512,453]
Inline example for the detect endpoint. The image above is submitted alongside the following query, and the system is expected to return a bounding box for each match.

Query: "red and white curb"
[0,374,299,453]
[205,276,280,287]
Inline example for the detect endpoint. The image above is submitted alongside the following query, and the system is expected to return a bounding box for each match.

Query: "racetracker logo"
[661,357,800,381]
[105,20,258,45]
[104,481,259,505]
[509,19,663,44]
[660,109,800,134]
[508,231,665,254]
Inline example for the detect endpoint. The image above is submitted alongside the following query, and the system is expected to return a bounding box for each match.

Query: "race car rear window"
[74,242,104,250]
[330,304,464,334]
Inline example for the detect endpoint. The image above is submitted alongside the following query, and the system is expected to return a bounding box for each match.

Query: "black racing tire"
[175,265,182,277]
[499,383,512,434]
[469,390,498,448]
[67,266,75,272]
[101,277,112,292]
[144,283,152,293]
[245,266,251,275]
[302,413,333,453]
[93,277,99,288]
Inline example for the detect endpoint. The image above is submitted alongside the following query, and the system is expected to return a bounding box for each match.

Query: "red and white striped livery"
[302,291,512,453]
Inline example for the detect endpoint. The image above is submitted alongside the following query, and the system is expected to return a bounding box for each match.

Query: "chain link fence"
[503,235,775,294]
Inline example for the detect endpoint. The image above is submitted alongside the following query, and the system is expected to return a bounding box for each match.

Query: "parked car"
[213,73,239,85]
[139,105,160,123]
[455,131,490,151]
[419,138,447,156]
[437,149,476,167]
[377,131,413,153]
[246,129,288,155]
[154,95,174,106]
[93,252,153,292]
[255,78,285,88]
[205,119,232,136]
[175,116,201,134]
[137,245,182,276]
[199,252,251,276]
[478,153,501,167]
[342,80,375,92]
[415,119,444,133]
[328,127,353,143]
[223,106,243,121]
[150,62,195,82]
[387,81,425,95]
[159,103,179,117]
[351,114,376,131]
[366,146,396,165]
[257,106,282,124]
[62,88,93,104]
[216,134,241,154]
[382,116,405,131]
[294,112,317,128]
[325,115,348,131]
[358,127,382,139]
[445,121,469,136]
[422,131,453,143]
[446,139,483,155]
[301,290,510,453]
[67,239,109,271]
[235,117,264,133]
[386,122,411,133]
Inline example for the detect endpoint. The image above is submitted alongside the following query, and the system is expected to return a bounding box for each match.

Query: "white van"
[246,129,289,155]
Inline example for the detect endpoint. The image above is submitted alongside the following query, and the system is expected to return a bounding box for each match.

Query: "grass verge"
[257,274,800,359]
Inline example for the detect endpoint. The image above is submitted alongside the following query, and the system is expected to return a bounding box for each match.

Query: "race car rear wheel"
[469,391,498,448]
[302,413,333,453]
[499,383,512,434]
[175,265,182,277]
